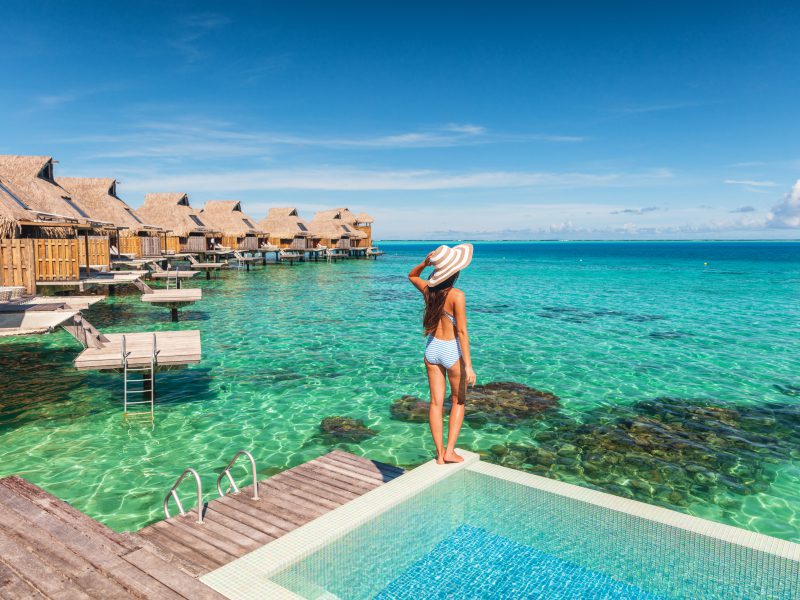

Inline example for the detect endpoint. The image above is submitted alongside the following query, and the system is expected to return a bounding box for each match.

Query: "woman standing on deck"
[408,244,476,464]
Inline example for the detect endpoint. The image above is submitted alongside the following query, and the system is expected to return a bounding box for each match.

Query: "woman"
[408,244,476,464]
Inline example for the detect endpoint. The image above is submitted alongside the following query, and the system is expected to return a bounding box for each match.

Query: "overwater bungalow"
[58,178,164,258]
[0,156,112,293]
[199,200,268,251]
[137,193,220,254]
[310,207,373,256]
[258,207,320,251]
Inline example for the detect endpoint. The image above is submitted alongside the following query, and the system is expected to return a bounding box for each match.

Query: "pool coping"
[469,461,800,563]
[201,452,800,599]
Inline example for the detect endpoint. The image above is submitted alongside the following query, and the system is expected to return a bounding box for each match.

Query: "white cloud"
[766,180,800,228]
[118,166,674,193]
[67,119,587,160]
[724,179,778,187]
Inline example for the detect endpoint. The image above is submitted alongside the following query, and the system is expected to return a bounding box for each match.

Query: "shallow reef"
[486,397,800,514]
[319,416,378,442]
[390,382,560,426]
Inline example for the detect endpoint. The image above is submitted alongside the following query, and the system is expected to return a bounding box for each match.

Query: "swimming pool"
[201,452,800,599]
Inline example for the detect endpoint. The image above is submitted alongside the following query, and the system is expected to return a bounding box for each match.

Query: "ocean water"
[0,241,798,536]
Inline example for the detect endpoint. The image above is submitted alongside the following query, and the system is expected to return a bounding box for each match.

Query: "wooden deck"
[137,450,404,577]
[0,451,403,598]
[74,330,202,370]
[140,289,202,305]
[0,476,223,599]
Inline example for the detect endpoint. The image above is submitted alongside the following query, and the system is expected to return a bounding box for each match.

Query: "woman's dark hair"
[423,273,459,335]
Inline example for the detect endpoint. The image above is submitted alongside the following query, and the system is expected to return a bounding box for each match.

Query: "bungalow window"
[242,218,255,228]
[0,181,29,209]
[341,224,352,232]
[297,223,307,231]
[38,162,53,181]
[188,214,205,226]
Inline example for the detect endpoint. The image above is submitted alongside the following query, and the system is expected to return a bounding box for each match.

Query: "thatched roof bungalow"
[309,208,367,250]
[137,193,220,252]
[200,200,267,250]
[0,156,99,229]
[58,178,160,234]
[0,157,112,290]
[0,176,79,239]
[258,207,318,250]
[57,178,164,257]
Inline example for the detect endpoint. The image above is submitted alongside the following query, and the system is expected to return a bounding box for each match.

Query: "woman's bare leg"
[443,359,467,462]
[425,360,448,464]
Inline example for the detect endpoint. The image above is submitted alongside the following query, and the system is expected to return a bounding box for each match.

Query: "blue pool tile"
[375,525,665,599]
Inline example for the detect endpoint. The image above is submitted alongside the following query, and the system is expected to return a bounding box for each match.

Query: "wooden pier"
[74,330,202,370]
[0,451,403,598]
[139,450,403,577]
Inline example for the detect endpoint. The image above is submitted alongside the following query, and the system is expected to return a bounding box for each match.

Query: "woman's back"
[428,287,462,340]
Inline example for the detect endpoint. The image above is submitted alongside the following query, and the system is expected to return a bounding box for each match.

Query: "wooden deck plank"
[0,532,93,600]
[123,549,225,600]
[0,476,137,552]
[201,501,284,540]
[136,527,218,577]
[0,559,47,599]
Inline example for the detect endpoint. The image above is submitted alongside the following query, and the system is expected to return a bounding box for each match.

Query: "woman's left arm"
[453,291,476,385]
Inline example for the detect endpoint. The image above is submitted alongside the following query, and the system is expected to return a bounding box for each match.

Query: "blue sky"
[2,0,799,239]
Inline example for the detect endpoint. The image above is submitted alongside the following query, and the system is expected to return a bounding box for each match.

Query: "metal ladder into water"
[122,333,156,417]
[165,265,181,289]
[163,449,259,525]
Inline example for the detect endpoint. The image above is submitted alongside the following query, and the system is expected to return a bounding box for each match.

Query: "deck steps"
[136,450,403,578]
[0,476,224,599]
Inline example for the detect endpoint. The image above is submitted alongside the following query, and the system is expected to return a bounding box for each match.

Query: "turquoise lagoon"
[0,241,798,538]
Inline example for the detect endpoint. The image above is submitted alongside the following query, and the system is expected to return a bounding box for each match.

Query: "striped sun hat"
[427,243,474,287]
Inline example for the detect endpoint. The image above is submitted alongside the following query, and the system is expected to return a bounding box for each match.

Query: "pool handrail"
[164,467,204,524]
[217,449,259,500]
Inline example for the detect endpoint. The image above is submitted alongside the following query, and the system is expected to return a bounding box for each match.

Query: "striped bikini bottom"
[424,335,462,369]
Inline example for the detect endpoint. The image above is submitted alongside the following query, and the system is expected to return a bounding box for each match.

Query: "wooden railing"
[239,236,258,250]
[35,239,80,282]
[162,235,181,255]
[78,237,110,269]
[181,236,207,252]
[119,235,162,258]
[0,239,36,294]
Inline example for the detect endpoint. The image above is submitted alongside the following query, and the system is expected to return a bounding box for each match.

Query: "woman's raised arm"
[408,255,431,293]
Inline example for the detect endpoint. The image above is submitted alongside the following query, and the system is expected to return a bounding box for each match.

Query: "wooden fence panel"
[161,236,181,254]
[119,236,141,257]
[140,236,161,257]
[78,236,110,268]
[181,236,207,252]
[0,239,36,294]
[34,239,79,282]
[239,236,258,250]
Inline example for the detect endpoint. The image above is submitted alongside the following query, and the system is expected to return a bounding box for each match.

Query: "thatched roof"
[309,208,367,239]
[354,212,374,224]
[0,155,94,225]
[137,193,218,236]
[0,175,78,238]
[200,200,266,236]
[57,178,160,234]
[257,207,315,238]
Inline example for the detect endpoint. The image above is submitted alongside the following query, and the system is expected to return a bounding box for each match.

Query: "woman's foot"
[435,452,445,465]
[443,450,463,463]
